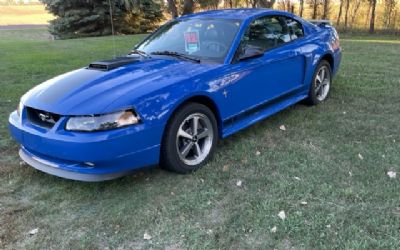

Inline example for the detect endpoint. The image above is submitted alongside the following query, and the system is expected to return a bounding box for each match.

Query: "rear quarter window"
[285,17,304,40]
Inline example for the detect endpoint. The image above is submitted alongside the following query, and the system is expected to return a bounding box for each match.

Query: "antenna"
[108,0,117,58]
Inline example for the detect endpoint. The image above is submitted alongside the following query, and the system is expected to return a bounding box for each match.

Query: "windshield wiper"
[129,49,151,59]
[150,51,201,63]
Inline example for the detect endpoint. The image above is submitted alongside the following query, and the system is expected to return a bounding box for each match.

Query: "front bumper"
[9,110,163,181]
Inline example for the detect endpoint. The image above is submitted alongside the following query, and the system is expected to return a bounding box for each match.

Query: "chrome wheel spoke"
[320,68,325,81]
[181,142,194,157]
[316,74,322,83]
[178,127,193,140]
[315,83,322,93]
[192,116,199,135]
[197,129,209,139]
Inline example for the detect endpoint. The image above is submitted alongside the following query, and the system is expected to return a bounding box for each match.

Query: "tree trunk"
[365,3,371,28]
[322,0,330,19]
[369,0,377,33]
[182,0,194,16]
[167,0,178,19]
[299,0,304,17]
[337,0,343,26]
[384,0,397,29]
[350,0,361,28]
[312,0,318,19]
[344,0,350,30]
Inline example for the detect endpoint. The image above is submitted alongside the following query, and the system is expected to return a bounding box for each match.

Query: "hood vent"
[87,56,140,71]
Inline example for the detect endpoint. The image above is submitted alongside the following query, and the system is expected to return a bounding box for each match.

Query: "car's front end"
[8,52,224,181]
[9,104,163,181]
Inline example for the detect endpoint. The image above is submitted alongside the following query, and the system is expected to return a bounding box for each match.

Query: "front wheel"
[160,103,218,174]
[305,60,332,105]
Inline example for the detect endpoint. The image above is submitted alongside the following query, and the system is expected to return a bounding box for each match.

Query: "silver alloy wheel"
[176,113,214,166]
[315,65,331,101]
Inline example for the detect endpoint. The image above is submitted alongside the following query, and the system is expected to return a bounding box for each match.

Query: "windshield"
[135,18,242,63]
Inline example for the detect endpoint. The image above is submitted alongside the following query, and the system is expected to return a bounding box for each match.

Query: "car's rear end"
[308,20,342,75]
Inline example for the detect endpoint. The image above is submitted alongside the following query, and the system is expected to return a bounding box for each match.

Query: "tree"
[41,0,126,38]
[167,0,178,18]
[308,0,320,19]
[277,0,292,12]
[124,0,164,33]
[299,0,305,17]
[41,0,163,38]
[369,0,377,33]
[350,0,362,28]
[199,0,221,10]
[257,0,276,8]
[344,0,350,30]
[322,0,330,19]
[337,0,343,26]
[250,0,275,8]
[383,0,397,29]
[182,0,195,15]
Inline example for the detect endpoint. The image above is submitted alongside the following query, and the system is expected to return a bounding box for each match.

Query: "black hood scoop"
[87,56,140,71]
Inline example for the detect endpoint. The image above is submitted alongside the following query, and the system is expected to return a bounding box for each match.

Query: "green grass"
[1,29,399,249]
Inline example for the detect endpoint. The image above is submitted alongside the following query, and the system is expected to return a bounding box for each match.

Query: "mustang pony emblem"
[38,112,55,123]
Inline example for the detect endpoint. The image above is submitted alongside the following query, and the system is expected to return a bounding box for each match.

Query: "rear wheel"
[306,60,332,105]
[161,103,218,174]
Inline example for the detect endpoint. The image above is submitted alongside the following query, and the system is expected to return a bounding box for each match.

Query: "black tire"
[160,102,218,174]
[305,60,332,105]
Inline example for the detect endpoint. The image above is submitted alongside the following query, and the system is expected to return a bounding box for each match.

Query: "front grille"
[26,107,61,128]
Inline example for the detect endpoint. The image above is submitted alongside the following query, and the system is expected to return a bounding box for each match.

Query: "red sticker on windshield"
[184,31,200,53]
[184,32,199,43]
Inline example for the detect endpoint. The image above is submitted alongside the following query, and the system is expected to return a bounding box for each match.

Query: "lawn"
[0,29,399,249]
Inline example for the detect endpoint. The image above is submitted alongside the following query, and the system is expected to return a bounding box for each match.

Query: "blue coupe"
[9,9,341,181]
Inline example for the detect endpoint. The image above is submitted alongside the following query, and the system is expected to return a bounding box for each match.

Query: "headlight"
[17,101,24,116]
[65,110,140,132]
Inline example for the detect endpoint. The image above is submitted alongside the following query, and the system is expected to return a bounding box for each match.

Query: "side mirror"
[238,46,264,61]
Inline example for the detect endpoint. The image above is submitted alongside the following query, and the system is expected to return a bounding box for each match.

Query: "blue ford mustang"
[9,9,341,181]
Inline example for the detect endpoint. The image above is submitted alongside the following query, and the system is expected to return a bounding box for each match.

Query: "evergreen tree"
[123,0,164,33]
[41,0,163,39]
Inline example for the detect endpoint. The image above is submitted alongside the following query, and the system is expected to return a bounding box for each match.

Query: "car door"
[220,15,307,119]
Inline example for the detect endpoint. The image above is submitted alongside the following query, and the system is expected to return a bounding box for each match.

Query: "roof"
[179,8,279,21]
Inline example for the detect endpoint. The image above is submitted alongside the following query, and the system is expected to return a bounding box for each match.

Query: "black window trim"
[231,14,306,64]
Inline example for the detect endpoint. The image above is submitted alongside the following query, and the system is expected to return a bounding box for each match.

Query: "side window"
[284,17,304,40]
[242,16,289,52]
[234,15,305,62]
[240,16,304,52]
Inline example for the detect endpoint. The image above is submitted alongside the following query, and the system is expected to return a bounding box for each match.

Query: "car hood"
[22,58,220,115]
